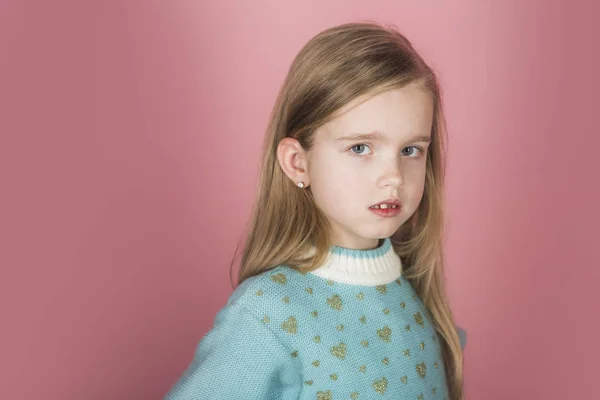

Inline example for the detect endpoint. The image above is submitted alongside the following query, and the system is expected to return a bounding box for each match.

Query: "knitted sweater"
[164,238,466,399]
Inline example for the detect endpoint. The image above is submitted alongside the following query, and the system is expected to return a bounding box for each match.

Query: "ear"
[276,137,310,188]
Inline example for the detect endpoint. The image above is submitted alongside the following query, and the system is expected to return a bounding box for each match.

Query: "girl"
[164,21,466,400]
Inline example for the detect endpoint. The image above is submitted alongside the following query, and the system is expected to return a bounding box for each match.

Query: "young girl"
[164,21,466,400]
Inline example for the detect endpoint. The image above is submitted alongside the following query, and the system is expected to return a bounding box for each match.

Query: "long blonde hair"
[230,21,463,399]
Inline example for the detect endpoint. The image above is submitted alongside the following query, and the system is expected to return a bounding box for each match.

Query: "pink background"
[1,0,598,398]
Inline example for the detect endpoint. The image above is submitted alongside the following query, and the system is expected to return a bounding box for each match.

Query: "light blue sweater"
[164,238,465,399]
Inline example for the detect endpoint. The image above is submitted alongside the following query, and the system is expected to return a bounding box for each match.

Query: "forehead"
[317,83,434,142]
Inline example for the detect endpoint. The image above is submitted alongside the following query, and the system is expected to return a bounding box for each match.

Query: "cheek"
[405,168,427,202]
[316,168,352,204]
[311,159,363,210]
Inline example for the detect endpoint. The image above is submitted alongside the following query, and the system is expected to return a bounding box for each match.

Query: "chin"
[360,227,398,241]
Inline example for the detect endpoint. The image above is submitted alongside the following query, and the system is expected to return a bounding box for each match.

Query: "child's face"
[306,82,434,249]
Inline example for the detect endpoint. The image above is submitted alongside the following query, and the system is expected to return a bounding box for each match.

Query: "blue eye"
[402,146,424,157]
[349,144,425,157]
[350,144,372,155]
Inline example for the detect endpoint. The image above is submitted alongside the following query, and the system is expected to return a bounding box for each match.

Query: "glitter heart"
[330,342,346,359]
[372,377,388,394]
[375,285,387,294]
[377,325,392,342]
[326,294,343,311]
[316,391,332,400]
[413,312,424,327]
[416,362,427,378]
[281,316,297,334]
[270,273,287,284]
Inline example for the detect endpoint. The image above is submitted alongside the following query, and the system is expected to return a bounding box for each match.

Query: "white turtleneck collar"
[308,237,403,286]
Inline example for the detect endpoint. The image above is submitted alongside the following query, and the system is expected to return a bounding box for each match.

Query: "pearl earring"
[297,181,305,189]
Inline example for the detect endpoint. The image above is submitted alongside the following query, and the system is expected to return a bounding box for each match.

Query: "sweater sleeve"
[457,326,467,350]
[163,302,302,400]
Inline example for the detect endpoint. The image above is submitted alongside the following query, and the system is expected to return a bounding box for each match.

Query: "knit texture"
[164,238,465,399]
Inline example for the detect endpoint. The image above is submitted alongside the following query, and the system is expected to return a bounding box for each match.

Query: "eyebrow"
[336,131,432,143]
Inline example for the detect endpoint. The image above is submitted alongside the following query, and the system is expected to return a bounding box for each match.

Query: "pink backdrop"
[1,0,598,398]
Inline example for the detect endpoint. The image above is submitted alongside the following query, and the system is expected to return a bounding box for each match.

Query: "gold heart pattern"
[372,377,388,394]
[257,266,443,397]
[375,285,387,294]
[281,316,297,334]
[270,273,287,284]
[330,342,346,359]
[326,294,343,311]
[413,312,424,327]
[416,362,427,378]
[377,325,392,342]
[316,390,331,400]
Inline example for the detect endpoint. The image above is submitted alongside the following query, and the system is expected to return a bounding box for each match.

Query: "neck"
[308,237,403,286]
[329,236,383,251]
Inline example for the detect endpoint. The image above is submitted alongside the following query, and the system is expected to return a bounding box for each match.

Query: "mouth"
[369,200,402,218]
[369,203,400,209]
[369,199,402,209]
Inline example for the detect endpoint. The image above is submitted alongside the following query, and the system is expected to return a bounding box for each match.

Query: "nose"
[378,160,405,189]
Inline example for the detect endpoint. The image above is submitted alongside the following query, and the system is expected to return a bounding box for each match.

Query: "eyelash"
[348,144,425,158]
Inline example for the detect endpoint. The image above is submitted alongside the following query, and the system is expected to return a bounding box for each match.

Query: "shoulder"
[227,265,300,305]
[222,265,315,327]
[227,265,306,306]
